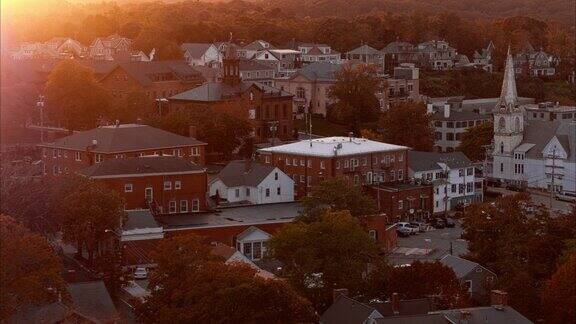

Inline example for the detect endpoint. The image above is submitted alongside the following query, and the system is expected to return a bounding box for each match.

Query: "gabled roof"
[440,255,486,279]
[434,306,533,324]
[382,41,414,54]
[242,40,274,51]
[522,121,575,161]
[239,60,275,72]
[408,151,472,172]
[67,281,118,322]
[39,124,205,153]
[213,160,276,187]
[293,62,340,81]
[321,295,382,324]
[236,226,271,241]
[375,314,448,324]
[372,298,436,316]
[169,81,292,102]
[124,209,161,232]
[306,46,340,55]
[181,43,215,58]
[105,60,204,87]
[347,44,382,55]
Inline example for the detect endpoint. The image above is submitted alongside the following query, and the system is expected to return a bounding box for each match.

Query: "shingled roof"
[321,295,382,324]
[521,120,575,161]
[39,124,205,153]
[408,151,473,172]
[104,60,204,87]
[180,43,214,58]
[79,156,204,178]
[293,62,340,81]
[213,160,276,187]
[169,81,292,102]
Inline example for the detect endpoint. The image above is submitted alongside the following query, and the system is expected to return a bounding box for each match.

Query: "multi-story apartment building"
[429,103,490,153]
[169,45,294,143]
[382,64,421,108]
[38,124,206,176]
[79,156,208,214]
[408,151,483,214]
[257,136,410,198]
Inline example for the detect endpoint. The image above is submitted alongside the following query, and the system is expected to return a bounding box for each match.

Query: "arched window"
[515,116,521,132]
[500,142,504,154]
[498,117,506,131]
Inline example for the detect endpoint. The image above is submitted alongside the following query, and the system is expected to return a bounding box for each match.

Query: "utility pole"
[37,95,45,143]
[549,148,558,210]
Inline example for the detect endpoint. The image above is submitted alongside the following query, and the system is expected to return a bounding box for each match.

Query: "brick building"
[257,136,410,198]
[79,156,207,214]
[368,182,434,222]
[168,44,294,143]
[38,124,206,176]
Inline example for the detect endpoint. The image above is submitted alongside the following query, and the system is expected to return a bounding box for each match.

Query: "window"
[191,199,200,212]
[124,184,133,193]
[398,169,404,180]
[307,160,312,168]
[145,187,153,201]
[459,169,464,177]
[265,188,270,197]
[398,153,403,162]
[307,176,312,187]
[344,160,349,168]
[467,168,473,176]
[354,175,360,185]
[265,156,270,163]
[300,159,305,166]
[277,187,281,195]
[390,170,396,181]
[336,161,340,169]
[173,149,182,157]
[63,151,68,158]
[75,152,81,161]
[368,230,378,241]
[57,149,61,157]
[169,201,177,213]
[363,158,368,166]
[320,161,325,169]
[500,163,504,172]
[164,181,172,190]
[467,183,473,193]
[235,188,240,198]
[464,280,472,293]
[95,154,102,163]
[274,172,279,180]
[286,158,291,166]
[245,188,250,196]
[52,165,58,175]
[243,242,252,259]
[398,200,403,210]
[451,184,457,193]
[293,158,297,166]
[175,180,181,190]
[191,147,200,156]
[180,200,188,213]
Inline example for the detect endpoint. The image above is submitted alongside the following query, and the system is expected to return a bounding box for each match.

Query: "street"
[487,187,574,214]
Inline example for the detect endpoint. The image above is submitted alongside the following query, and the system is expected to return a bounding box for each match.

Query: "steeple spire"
[497,46,519,112]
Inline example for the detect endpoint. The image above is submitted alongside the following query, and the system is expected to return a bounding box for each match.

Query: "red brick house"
[79,156,208,213]
[257,136,411,198]
[38,124,206,176]
[168,44,294,143]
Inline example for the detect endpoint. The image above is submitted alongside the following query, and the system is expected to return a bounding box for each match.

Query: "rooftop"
[67,281,118,322]
[258,136,409,157]
[79,156,204,178]
[433,306,533,324]
[212,160,277,187]
[320,295,379,324]
[439,254,484,279]
[430,109,489,121]
[169,81,292,102]
[408,151,472,172]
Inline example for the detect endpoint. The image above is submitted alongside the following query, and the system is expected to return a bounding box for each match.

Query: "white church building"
[489,49,576,195]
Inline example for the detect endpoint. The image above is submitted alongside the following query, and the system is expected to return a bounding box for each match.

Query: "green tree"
[328,63,381,132]
[379,102,435,151]
[0,215,67,319]
[540,252,576,324]
[457,122,493,161]
[268,210,381,311]
[110,90,153,123]
[44,60,111,130]
[300,178,377,220]
[137,235,316,323]
[53,176,126,265]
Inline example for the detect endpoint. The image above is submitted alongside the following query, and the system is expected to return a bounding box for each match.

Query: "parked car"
[556,192,576,203]
[397,222,419,235]
[506,183,525,192]
[396,226,411,237]
[432,218,446,229]
[410,222,427,232]
[445,217,456,228]
[134,267,148,279]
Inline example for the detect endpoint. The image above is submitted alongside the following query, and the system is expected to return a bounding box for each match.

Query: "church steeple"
[497,47,519,113]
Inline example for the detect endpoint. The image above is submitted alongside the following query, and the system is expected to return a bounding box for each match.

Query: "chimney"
[490,290,508,307]
[244,158,252,173]
[333,288,348,303]
[92,139,98,146]
[348,132,354,141]
[391,293,400,315]
[443,103,450,118]
[189,126,197,139]
[426,103,434,114]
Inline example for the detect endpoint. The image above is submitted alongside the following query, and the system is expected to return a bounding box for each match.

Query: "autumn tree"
[109,90,153,123]
[462,194,576,318]
[52,176,126,265]
[328,63,381,132]
[137,235,316,323]
[379,102,435,151]
[0,215,67,319]
[44,60,111,130]
[540,252,576,324]
[457,122,493,161]
[268,210,381,310]
[300,178,377,221]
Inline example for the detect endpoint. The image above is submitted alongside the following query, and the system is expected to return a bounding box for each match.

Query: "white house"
[234,226,271,261]
[409,151,483,214]
[181,43,221,67]
[209,160,294,205]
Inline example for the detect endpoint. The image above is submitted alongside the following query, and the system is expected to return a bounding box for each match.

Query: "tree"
[44,60,111,130]
[374,261,470,309]
[109,90,153,123]
[300,178,377,220]
[379,102,434,151]
[328,63,381,132]
[52,176,126,265]
[137,235,316,323]
[457,122,493,161]
[0,215,67,319]
[462,194,576,318]
[268,210,381,310]
[540,252,576,324]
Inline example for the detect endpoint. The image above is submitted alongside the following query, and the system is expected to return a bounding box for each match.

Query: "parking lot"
[388,221,468,266]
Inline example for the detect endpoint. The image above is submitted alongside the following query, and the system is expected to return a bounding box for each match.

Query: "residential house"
[428,103,490,153]
[211,240,275,278]
[489,49,576,194]
[237,39,274,59]
[38,123,206,176]
[416,40,457,70]
[408,151,483,214]
[239,60,276,86]
[472,41,494,72]
[427,96,535,116]
[440,255,497,302]
[181,43,221,67]
[67,281,119,323]
[514,42,556,77]
[209,160,294,206]
[234,226,271,261]
[295,43,342,64]
[381,41,420,72]
[346,44,385,70]
[383,63,420,108]
[88,34,148,61]
[252,48,302,78]
[11,37,86,60]
[169,44,294,144]
[274,62,340,116]
[121,209,164,242]
[79,156,208,214]
[524,102,576,122]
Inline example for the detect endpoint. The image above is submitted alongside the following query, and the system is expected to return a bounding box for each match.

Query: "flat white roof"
[258,136,409,157]
[270,49,301,54]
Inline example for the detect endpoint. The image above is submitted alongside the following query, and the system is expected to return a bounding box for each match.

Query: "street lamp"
[36,95,45,143]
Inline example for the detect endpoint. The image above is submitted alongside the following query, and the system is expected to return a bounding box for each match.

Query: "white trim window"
[286,158,291,166]
[265,188,270,197]
[52,149,57,158]
[175,180,182,190]
[398,169,404,180]
[191,147,200,156]
[95,154,102,163]
[75,152,81,161]
[307,160,312,168]
[398,152,404,162]
[300,159,305,166]
[180,200,188,212]
[336,161,340,169]
[320,161,325,169]
[169,201,177,213]
[145,187,153,201]
[265,155,270,163]
[124,184,133,193]
[191,199,200,212]
[164,181,172,191]
[173,149,182,157]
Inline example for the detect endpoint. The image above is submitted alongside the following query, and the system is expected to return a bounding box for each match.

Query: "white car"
[556,192,576,203]
[397,222,419,235]
[134,267,148,279]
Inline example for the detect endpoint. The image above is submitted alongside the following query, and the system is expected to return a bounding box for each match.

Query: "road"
[388,222,468,266]
[487,187,574,214]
